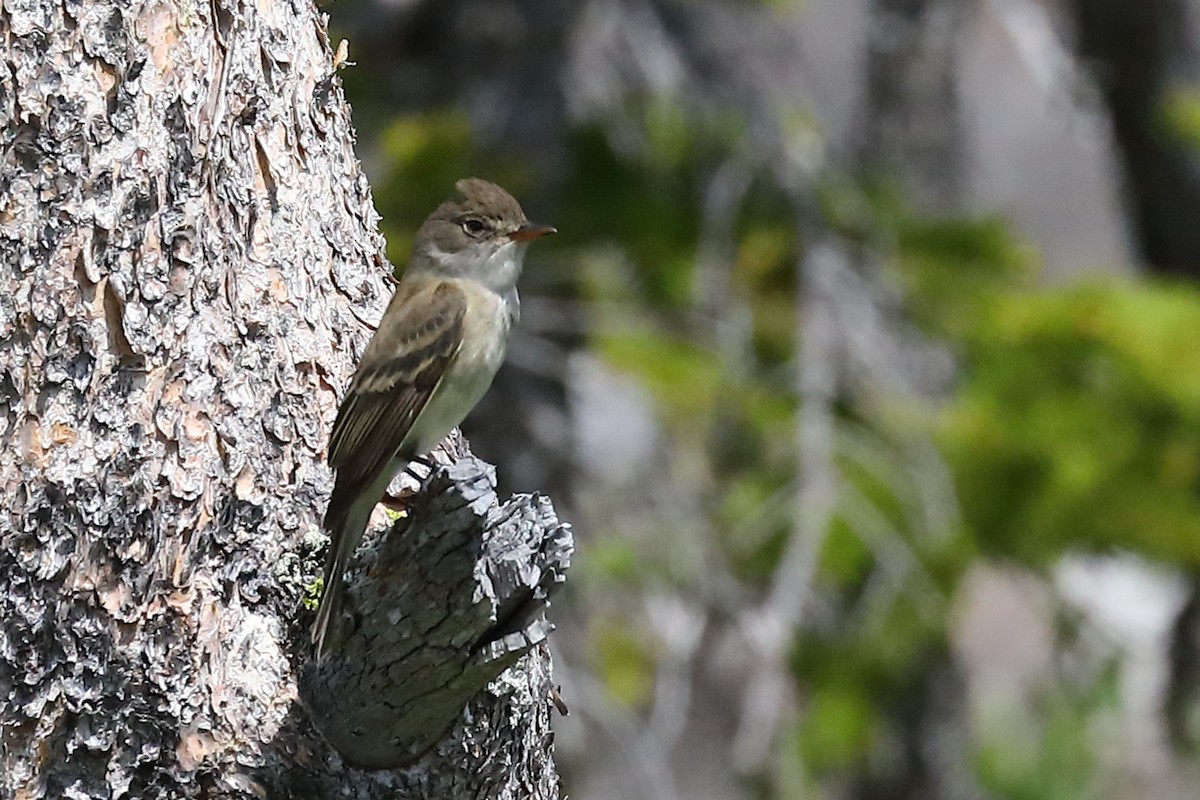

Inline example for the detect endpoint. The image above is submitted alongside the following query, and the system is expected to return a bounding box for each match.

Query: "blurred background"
[329,1,1200,797]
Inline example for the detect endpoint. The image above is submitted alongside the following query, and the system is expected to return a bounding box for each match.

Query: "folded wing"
[324,279,467,528]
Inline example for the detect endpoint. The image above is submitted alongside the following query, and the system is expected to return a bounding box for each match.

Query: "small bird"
[312,178,555,656]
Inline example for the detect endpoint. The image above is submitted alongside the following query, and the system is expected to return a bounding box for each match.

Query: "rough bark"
[301,446,572,772]
[0,1,568,797]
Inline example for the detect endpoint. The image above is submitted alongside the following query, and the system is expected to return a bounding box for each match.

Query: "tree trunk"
[1070,0,1200,277]
[0,1,569,797]
[866,0,972,210]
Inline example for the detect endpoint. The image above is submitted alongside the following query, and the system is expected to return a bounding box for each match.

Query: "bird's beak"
[510,223,557,241]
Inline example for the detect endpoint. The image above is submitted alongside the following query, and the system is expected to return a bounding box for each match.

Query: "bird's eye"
[462,218,486,236]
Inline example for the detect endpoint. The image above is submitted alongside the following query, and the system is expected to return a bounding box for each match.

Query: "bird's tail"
[311,498,370,658]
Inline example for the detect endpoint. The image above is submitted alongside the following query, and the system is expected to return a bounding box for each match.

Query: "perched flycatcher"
[312,178,555,656]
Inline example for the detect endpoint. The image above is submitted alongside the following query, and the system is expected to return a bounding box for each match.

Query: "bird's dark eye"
[462,218,486,236]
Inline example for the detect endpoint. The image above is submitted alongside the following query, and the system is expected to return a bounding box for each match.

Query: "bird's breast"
[408,290,513,455]
[455,291,514,374]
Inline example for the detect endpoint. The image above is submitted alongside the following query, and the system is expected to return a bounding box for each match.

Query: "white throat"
[480,240,525,294]
[423,238,527,297]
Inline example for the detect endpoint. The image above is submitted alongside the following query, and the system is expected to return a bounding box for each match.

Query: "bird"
[312,178,555,657]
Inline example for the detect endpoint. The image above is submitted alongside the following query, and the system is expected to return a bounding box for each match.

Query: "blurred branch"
[837,480,941,634]
[983,0,1083,106]
[732,239,844,774]
[693,157,756,363]
[644,594,707,762]
[556,659,684,800]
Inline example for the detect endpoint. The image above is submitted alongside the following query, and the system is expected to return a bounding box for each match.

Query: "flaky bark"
[301,446,571,772]
[0,1,568,797]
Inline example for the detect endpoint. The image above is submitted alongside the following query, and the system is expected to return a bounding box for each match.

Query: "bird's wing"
[325,278,467,516]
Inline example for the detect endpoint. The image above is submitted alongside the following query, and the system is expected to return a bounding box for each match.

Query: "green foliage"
[578,538,642,586]
[596,333,725,422]
[876,194,1200,566]
[942,281,1200,565]
[1158,88,1200,149]
[818,519,874,589]
[562,126,702,307]
[717,474,794,584]
[373,111,474,267]
[797,683,873,771]
[879,186,1035,339]
[790,613,951,779]
[302,577,324,612]
[736,219,799,368]
[591,618,656,709]
[976,661,1119,800]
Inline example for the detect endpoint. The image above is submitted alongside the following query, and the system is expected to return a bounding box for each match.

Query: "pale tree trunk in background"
[0,1,568,798]
[859,5,984,800]
[866,0,972,210]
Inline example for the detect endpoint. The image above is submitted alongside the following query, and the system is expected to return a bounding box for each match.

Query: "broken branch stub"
[299,456,573,769]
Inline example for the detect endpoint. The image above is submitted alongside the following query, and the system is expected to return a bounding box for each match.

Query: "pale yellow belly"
[406,294,511,455]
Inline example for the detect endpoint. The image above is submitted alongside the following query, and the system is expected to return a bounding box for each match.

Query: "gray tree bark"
[0,1,569,797]
[300,442,571,773]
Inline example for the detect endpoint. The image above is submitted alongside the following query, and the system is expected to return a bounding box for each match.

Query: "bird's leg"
[403,454,437,483]
[380,455,439,513]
